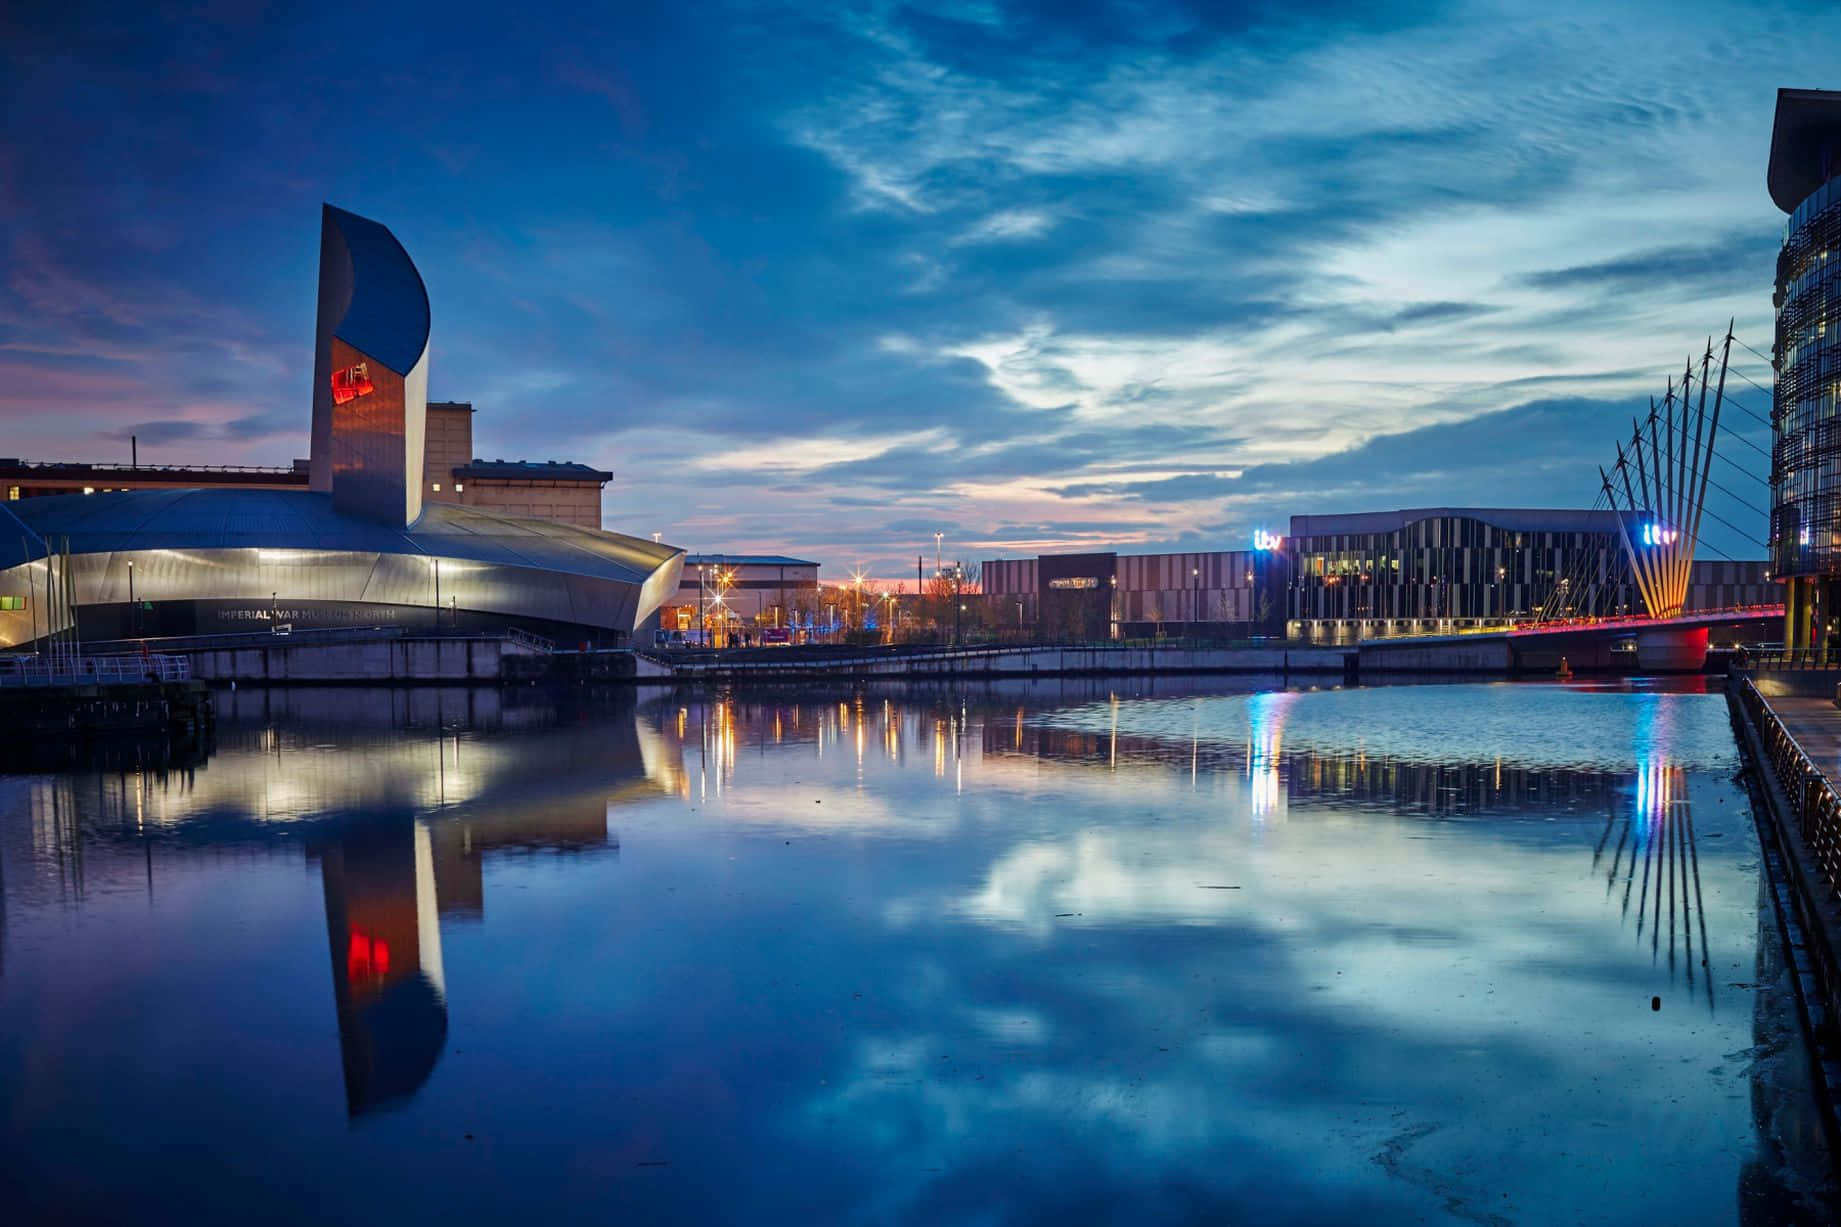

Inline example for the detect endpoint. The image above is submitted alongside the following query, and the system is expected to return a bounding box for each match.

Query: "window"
[7,487,16,500]
[82,487,95,495]
[454,483,463,493]
[0,596,25,611]
[432,483,442,492]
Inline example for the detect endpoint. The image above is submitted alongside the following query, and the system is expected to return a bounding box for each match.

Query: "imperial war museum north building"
[0,205,683,648]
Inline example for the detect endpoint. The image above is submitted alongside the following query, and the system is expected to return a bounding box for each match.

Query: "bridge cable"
[1711,448,1770,486]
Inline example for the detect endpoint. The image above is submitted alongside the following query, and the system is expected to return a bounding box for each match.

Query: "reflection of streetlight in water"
[1245,691,1298,821]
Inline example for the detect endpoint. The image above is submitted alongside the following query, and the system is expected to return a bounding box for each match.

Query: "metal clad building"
[0,204,681,648]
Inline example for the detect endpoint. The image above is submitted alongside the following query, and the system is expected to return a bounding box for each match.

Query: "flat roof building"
[982,546,1289,641]
[658,554,821,642]
[1287,507,1772,643]
[4,401,612,534]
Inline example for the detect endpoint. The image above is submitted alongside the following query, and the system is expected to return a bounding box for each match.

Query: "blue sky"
[2,0,1830,576]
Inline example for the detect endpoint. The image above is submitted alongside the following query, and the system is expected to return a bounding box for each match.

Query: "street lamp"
[934,532,944,577]
[127,559,136,636]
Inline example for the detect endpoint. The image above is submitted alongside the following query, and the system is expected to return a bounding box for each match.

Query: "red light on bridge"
[331,363,374,406]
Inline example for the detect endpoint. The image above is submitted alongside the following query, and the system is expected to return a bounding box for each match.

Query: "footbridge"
[1357,606,1782,673]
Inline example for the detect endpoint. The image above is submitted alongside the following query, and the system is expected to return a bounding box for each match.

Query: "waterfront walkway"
[1763,694,1841,777]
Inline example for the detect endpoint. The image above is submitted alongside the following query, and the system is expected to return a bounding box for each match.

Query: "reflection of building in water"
[0,693,680,1118]
[984,712,1623,822]
[319,820,447,1114]
[317,790,633,1114]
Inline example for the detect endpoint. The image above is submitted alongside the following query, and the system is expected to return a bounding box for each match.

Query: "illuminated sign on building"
[1640,523,1678,547]
[1048,576,1099,589]
[1252,530,1283,551]
[331,363,375,406]
[1800,526,1812,547]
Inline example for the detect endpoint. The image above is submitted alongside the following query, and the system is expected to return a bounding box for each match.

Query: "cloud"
[1,0,1826,570]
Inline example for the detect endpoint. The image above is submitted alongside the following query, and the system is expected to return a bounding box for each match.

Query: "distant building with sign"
[1285,507,1772,643]
[982,546,1289,640]
[981,507,1771,643]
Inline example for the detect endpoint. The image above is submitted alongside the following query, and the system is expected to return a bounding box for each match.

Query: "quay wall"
[651,644,1354,683]
[187,636,519,683]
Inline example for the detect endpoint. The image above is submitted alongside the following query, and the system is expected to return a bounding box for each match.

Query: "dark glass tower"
[1769,89,1841,651]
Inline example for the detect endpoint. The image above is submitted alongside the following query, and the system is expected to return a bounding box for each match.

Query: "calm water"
[0,678,1831,1225]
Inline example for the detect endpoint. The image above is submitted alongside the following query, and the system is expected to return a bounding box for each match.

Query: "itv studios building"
[983,507,1774,644]
[0,205,682,649]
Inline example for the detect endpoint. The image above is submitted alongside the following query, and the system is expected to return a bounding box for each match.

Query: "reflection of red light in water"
[347,932,390,981]
[331,363,374,405]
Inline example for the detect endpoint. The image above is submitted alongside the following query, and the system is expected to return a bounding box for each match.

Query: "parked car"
[652,629,688,649]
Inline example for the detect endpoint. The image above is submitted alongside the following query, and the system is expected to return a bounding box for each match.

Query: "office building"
[1768,88,1841,650]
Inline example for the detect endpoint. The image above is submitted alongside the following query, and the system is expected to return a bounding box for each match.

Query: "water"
[0,678,1830,1225]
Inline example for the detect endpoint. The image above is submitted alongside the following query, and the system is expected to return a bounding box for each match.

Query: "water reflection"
[0,679,1829,1224]
[320,820,448,1113]
[1,687,674,1123]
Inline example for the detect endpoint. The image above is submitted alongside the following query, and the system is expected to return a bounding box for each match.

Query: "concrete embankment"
[183,633,543,684]
[640,643,1355,683]
[99,629,1682,686]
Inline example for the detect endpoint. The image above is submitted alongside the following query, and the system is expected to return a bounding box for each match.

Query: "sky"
[2,0,1832,578]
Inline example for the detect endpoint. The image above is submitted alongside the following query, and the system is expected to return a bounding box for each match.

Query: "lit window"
[432,482,442,492]
[454,483,463,492]
[82,487,95,495]
[7,487,17,500]
[0,596,22,611]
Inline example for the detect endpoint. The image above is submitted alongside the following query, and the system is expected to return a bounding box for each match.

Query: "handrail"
[0,654,190,687]
[505,627,555,655]
[1735,675,1841,906]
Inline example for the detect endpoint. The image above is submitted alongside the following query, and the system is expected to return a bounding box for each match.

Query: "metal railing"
[505,628,555,655]
[1736,675,1841,906]
[1743,648,1841,670]
[0,654,191,687]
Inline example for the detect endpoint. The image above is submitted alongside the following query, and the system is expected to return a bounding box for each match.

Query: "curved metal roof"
[1768,88,1841,214]
[325,204,431,375]
[0,488,679,585]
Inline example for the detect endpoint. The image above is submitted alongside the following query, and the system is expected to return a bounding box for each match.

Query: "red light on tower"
[331,362,375,406]
[346,931,391,981]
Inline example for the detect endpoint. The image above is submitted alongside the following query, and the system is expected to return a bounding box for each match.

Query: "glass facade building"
[1286,509,1775,644]
[1769,89,1841,650]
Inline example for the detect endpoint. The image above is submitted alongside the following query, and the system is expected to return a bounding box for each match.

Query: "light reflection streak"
[1593,694,1714,1010]
[1245,691,1298,822]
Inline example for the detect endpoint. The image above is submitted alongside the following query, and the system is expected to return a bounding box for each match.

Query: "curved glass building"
[0,205,681,648]
[1769,89,1841,651]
